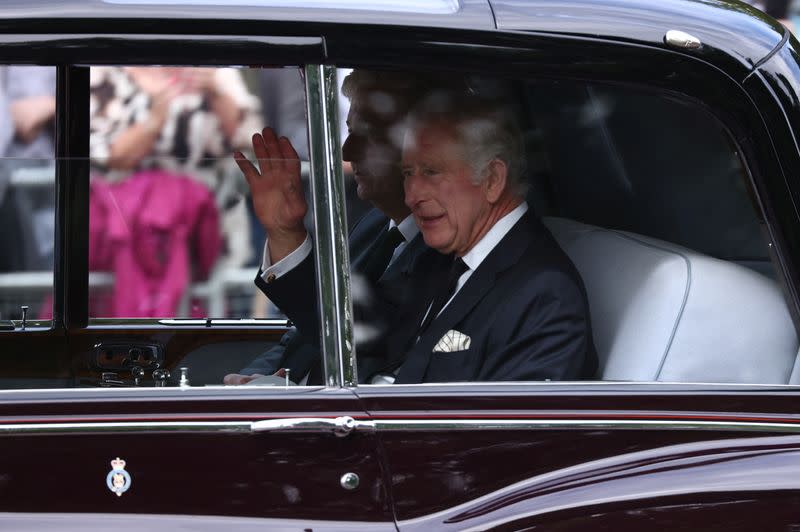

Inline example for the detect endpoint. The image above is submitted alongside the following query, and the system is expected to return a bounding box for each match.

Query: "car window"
[88,65,272,320]
[0,63,350,391]
[332,69,797,386]
[81,65,338,388]
[0,66,56,330]
[2,64,796,391]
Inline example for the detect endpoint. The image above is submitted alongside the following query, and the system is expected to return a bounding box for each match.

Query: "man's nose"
[404,172,421,208]
[341,133,363,162]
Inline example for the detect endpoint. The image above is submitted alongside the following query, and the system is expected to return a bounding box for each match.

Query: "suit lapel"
[395,213,535,384]
[349,209,389,272]
[373,244,449,374]
[376,233,427,286]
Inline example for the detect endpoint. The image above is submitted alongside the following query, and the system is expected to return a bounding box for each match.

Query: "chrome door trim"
[372,418,800,433]
[252,415,375,434]
[0,421,253,434]
[0,417,374,435]
[305,64,355,388]
[2,417,799,435]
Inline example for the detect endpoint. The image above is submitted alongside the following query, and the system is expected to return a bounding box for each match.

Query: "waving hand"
[235,127,308,262]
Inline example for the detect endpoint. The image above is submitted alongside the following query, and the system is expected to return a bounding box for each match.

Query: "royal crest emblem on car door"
[106,457,131,497]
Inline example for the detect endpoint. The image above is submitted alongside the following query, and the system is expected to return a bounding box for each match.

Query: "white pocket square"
[433,330,471,353]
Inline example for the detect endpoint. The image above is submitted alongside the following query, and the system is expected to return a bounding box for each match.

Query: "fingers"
[261,127,283,172]
[277,136,302,197]
[223,373,245,385]
[277,136,301,177]
[238,127,300,191]
[233,150,259,188]
[223,373,262,385]
[253,129,272,175]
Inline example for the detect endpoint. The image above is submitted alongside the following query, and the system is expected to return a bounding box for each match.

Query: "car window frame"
[0,35,354,393]
[0,26,797,392]
[322,27,800,388]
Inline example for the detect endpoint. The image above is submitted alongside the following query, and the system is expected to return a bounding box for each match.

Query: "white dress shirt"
[441,201,529,314]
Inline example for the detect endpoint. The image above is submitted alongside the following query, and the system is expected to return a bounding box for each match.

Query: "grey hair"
[408,89,528,198]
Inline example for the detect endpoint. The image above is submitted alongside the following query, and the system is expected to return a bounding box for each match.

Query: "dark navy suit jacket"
[393,212,598,384]
[251,208,436,382]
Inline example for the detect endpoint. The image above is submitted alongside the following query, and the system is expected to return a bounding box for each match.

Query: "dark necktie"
[361,226,405,283]
[416,256,469,337]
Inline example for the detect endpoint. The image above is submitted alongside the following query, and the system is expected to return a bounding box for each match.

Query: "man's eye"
[422,168,438,177]
[401,169,412,179]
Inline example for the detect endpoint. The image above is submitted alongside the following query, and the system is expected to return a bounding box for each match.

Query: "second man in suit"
[224,70,447,384]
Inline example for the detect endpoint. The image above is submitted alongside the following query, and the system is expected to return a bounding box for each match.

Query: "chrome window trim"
[0,421,253,434]
[0,380,799,398]
[358,380,800,389]
[371,419,800,433]
[1,418,800,435]
[305,65,355,388]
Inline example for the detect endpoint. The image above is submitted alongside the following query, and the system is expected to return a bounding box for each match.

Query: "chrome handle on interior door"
[251,416,375,436]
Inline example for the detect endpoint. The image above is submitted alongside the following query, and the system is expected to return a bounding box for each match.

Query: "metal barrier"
[0,268,274,319]
[0,161,307,320]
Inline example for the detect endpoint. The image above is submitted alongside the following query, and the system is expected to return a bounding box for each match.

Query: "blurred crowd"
[87,66,261,318]
[744,0,796,29]
[0,65,351,320]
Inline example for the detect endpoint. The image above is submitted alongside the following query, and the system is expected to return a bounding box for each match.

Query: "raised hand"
[234,127,308,262]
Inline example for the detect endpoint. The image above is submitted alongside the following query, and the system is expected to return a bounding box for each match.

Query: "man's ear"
[483,158,508,203]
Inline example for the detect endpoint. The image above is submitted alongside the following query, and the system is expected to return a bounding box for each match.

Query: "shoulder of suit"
[351,208,387,232]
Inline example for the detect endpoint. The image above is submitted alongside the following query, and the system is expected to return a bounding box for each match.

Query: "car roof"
[0,0,496,30]
[490,0,787,74]
[0,0,786,81]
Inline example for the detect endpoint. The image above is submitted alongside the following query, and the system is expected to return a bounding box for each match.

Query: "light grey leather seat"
[544,217,799,383]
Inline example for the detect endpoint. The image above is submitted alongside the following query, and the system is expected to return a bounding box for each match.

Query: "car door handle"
[251,416,375,436]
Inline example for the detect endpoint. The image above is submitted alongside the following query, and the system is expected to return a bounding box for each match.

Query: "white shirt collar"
[461,202,528,272]
[389,214,419,243]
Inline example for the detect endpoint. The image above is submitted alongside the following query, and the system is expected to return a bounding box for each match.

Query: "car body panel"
[356,384,800,528]
[0,388,392,521]
[744,40,800,310]
[750,34,800,228]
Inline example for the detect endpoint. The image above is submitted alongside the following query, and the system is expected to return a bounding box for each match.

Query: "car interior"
[0,65,798,388]
[520,80,799,383]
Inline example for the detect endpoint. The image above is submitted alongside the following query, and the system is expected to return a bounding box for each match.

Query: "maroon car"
[0,0,799,529]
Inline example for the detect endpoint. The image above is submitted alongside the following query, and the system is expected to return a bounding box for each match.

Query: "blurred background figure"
[0,66,56,320]
[0,66,56,274]
[89,66,261,317]
[744,0,795,30]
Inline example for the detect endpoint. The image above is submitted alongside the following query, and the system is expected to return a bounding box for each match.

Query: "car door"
[322,11,800,530]
[0,26,394,527]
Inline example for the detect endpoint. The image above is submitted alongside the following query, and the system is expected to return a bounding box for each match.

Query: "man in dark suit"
[224,71,442,384]
[388,91,597,383]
